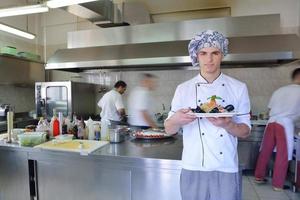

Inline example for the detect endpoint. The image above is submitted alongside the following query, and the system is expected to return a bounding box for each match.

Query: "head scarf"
[188,30,229,66]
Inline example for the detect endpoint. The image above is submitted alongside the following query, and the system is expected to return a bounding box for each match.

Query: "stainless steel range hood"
[46,14,300,72]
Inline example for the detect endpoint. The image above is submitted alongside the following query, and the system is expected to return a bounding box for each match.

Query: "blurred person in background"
[128,73,158,129]
[98,80,127,139]
[255,68,300,191]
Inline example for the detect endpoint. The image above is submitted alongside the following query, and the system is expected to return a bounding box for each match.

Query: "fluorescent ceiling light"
[47,0,98,8]
[0,23,35,39]
[0,4,49,18]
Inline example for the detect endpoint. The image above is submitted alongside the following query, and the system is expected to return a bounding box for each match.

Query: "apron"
[100,118,111,141]
[267,117,294,160]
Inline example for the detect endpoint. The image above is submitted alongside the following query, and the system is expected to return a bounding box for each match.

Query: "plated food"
[189,95,237,117]
[191,95,235,113]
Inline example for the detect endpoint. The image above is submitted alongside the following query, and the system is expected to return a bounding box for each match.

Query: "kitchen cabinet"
[0,55,44,86]
[0,148,30,200]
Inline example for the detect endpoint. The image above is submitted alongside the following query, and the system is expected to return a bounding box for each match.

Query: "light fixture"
[46,0,98,8]
[0,4,49,18]
[0,23,35,39]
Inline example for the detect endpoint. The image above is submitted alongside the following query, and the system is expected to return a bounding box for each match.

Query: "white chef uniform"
[267,84,300,160]
[98,89,124,139]
[128,86,155,127]
[168,73,251,173]
[98,89,124,121]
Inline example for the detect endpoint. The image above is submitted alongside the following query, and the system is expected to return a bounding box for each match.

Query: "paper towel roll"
[7,111,13,142]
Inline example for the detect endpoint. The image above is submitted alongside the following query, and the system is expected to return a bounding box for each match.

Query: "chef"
[255,68,300,191]
[128,73,158,129]
[98,80,127,139]
[164,30,251,200]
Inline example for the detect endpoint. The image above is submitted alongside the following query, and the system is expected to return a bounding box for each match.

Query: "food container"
[17,51,41,61]
[0,46,17,56]
[18,132,47,147]
[109,128,125,143]
[12,128,26,141]
[55,134,74,141]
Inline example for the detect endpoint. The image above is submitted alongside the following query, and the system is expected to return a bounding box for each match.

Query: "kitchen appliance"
[35,81,96,120]
[46,14,300,72]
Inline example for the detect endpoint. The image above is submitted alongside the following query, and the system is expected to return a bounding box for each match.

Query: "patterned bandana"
[188,30,229,66]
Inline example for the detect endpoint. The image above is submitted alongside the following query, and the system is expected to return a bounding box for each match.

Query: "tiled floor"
[242,175,300,200]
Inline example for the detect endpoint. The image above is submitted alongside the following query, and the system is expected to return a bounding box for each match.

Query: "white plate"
[131,130,176,139]
[188,112,242,118]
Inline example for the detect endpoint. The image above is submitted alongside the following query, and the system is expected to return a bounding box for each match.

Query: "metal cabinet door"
[0,150,30,200]
[36,158,131,200]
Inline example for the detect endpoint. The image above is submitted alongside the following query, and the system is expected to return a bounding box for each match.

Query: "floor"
[242,175,300,200]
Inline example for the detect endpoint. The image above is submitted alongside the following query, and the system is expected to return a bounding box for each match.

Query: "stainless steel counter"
[0,136,183,200]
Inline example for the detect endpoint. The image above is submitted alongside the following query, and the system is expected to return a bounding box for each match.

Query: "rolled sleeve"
[115,95,124,110]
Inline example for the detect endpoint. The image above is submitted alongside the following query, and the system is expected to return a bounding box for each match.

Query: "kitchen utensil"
[109,128,125,143]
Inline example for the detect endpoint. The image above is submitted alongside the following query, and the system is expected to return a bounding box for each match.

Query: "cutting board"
[34,139,108,154]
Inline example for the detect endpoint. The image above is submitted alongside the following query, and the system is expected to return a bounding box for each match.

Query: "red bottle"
[53,117,60,137]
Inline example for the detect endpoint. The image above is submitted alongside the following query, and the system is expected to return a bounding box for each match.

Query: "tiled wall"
[0,61,297,116]
[0,85,35,113]
[93,62,300,116]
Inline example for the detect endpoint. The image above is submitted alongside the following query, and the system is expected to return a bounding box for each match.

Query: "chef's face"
[145,78,157,91]
[197,47,223,75]
[117,86,126,94]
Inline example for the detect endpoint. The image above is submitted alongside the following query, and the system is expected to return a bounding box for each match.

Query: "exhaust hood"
[46,14,300,72]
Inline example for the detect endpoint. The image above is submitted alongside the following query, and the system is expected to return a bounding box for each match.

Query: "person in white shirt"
[128,73,158,129]
[98,81,127,139]
[164,30,251,200]
[255,68,300,191]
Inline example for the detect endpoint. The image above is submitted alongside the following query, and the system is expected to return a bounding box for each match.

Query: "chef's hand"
[164,109,197,134]
[171,109,197,126]
[207,117,251,138]
[207,117,232,128]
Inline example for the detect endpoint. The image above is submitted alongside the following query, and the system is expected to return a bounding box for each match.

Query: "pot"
[109,128,125,143]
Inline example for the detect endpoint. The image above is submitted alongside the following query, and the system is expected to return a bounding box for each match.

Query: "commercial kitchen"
[0,0,300,200]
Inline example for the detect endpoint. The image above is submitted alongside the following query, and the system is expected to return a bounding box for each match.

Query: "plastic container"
[18,132,47,147]
[17,51,41,61]
[12,128,26,142]
[0,46,17,56]
[55,134,74,141]
[86,117,95,140]
[53,117,60,136]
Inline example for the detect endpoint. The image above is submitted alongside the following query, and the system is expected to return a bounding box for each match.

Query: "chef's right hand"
[170,108,197,126]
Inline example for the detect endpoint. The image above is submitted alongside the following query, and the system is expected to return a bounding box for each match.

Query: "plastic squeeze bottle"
[52,116,60,137]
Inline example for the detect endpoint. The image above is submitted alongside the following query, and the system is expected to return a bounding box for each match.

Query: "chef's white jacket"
[128,86,155,126]
[168,73,251,173]
[98,89,124,121]
[267,84,300,160]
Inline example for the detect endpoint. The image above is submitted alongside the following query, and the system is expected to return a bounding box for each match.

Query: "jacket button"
[222,84,225,86]
[220,134,223,137]
[198,100,201,102]
[200,117,202,119]
[198,84,200,87]
[222,100,225,102]
[220,152,223,155]
[202,133,205,135]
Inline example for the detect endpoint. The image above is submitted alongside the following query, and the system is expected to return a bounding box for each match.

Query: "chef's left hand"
[207,117,232,128]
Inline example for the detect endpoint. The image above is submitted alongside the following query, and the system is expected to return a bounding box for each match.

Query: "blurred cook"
[98,80,127,131]
[255,68,300,191]
[128,73,158,129]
